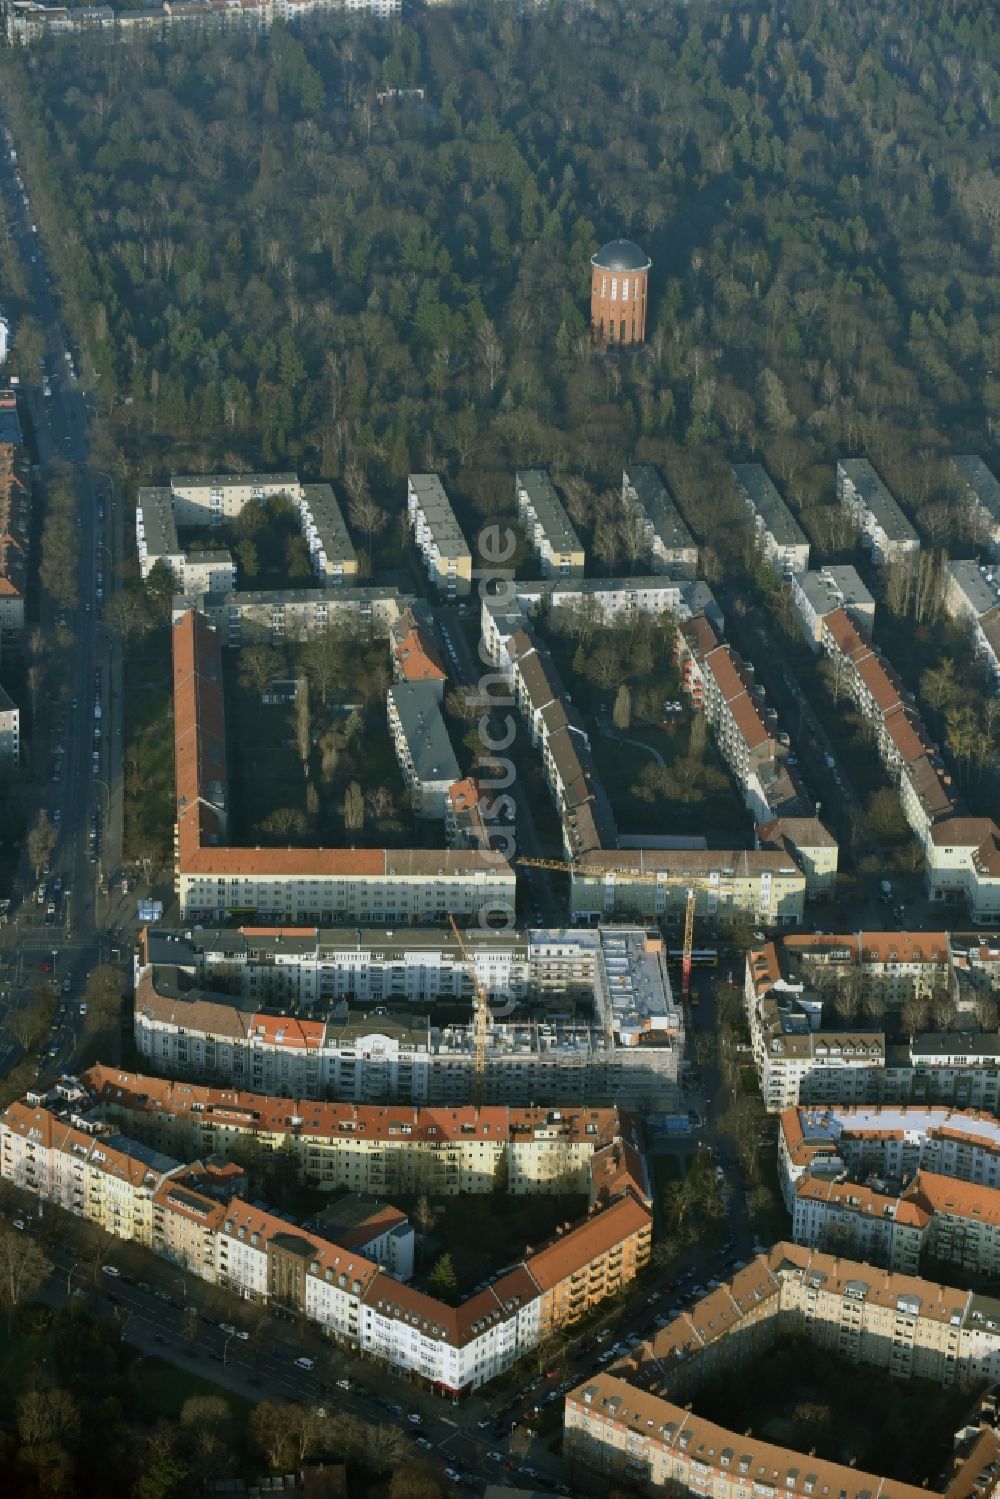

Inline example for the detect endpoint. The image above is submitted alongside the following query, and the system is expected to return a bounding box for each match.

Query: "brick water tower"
[590,239,652,346]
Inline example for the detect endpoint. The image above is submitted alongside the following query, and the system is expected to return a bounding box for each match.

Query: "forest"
[0,0,997,559]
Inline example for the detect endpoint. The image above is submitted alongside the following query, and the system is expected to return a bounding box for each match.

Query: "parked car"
[293,1356,315,1371]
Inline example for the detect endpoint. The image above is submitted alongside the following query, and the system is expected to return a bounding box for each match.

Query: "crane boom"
[449,914,489,1105]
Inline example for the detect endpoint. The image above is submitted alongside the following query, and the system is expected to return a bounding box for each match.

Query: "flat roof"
[951,456,1000,524]
[300,483,355,567]
[407,474,470,557]
[136,487,180,557]
[838,459,918,542]
[388,682,460,785]
[515,470,582,555]
[796,566,874,615]
[948,559,1000,616]
[732,463,807,547]
[623,465,696,553]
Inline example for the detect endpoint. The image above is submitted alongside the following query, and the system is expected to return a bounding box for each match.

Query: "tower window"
[621,279,629,301]
[611,278,618,300]
[601,276,607,297]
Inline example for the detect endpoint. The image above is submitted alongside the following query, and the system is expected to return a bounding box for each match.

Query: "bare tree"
[476,319,505,393]
[295,678,310,770]
[612,683,632,731]
[0,1225,51,1317]
[27,811,56,878]
[344,781,364,831]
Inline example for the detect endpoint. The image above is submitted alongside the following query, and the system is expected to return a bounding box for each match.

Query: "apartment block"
[386,682,461,819]
[791,566,875,652]
[732,463,810,578]
[950,456,1000,557]
[0,684,19,767]
[390,606,447,699]
[744,941,885,1112]
[837,459,919,565]
[621,466,698,578]
[132,922,684,1110]
[84,1064,649,1202]
[754,817,838,899]
[677,615,827,835]
[944,560,1000,688]
[481,578,723,668]
[569,848,806,929]
[567,1243,1000,1496]
[406,474,472,597]
[820,607,957,849]
[175,586,406,648]
[137,472,356,595]
[791,1168,1000,1277]
[779,1104,1000,1207]
[1,1082,650,1396]
[515,470,585,578]
[172,609,513,924]
[926,819,1000,925]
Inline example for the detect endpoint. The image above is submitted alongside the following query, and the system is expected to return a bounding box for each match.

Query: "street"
[0,120,125,1074]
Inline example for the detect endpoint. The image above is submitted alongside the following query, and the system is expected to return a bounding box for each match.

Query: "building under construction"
[132,922,683,1110]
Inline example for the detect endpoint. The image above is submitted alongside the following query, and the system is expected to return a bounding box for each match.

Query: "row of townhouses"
[80,1064,651,1202]
[132,922,685,1110]
[675,616,839,894]
[565,1242,1000,1496]
[3,0,399,45]
[744,935,1000,1112]
[137,472,357,595]
[171,608,515,925]
[0,1078,652,1395]
[819,607,1000,922]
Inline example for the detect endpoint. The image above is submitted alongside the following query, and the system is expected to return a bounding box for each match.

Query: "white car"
[293,1356,315,1371]
[101,1264,120,1277]
[219,1322,236,1335]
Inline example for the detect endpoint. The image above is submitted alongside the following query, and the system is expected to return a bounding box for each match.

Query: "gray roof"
[796,566,874,617]
[948,559,1000,617]
[388,682,460,786]
[515,470,582,556]
[171,472,299,492]
[910,1032,1000,1060]
[838,459,918,543]
[136,487,180,558]
[407,474,470,558]
[731,464,808,548]
[591,239,651,272]
[300,483,355,568]
[622,466,695,554]
[950,456,1000,525]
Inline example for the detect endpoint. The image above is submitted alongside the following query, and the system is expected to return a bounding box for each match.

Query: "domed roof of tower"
[591,239,652,272]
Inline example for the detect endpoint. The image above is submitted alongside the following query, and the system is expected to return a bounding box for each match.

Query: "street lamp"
[66,1259,81,1297]
[223,1332,236,1366]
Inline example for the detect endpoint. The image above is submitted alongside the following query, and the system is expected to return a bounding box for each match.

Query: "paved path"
[598,722,667,769]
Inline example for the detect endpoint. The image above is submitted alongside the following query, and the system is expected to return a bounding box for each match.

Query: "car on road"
[62,977,70,992]
[444,1471,462,1485]
[336,1377,351,1391]
[407,1412,422,1425]
[12,1219,25,1231]
[293,1356,315,1371]
[415,1436,433,1451]
[487,1450,504,1463]
[219,1322,236,1335]
[101,1265,120,1277]
[79,1003,88,1016]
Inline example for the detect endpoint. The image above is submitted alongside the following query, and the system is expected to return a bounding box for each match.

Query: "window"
[621,319,627,341]
[601,276,607,297]
[622,278,629,300]
[611,278,618,300]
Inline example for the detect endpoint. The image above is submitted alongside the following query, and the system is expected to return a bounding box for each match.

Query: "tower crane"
[517,856,701,1004]
[448,914,491,1105]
